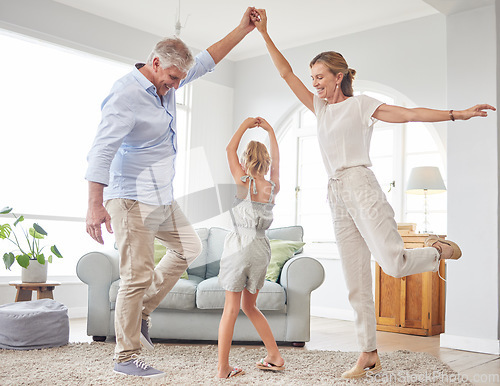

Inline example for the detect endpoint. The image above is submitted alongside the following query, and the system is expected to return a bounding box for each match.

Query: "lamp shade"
[406,166,446,195]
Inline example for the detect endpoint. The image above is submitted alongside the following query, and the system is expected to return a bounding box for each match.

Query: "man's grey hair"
[146,37,194,73]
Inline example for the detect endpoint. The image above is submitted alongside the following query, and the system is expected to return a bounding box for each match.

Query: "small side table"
[9,281,61,302]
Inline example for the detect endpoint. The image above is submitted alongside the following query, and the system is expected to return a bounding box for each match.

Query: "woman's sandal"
[341,358,382,379]
[424,235,462,260]
[256,358,285,371]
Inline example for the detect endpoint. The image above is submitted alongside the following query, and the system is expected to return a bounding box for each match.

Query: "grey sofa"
[76,226,324,345]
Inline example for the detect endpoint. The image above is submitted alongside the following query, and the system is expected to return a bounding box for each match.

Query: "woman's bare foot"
[355,350,379,369]
[356,350,378,369]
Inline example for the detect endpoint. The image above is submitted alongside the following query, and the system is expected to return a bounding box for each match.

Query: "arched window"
[272,84,447,245]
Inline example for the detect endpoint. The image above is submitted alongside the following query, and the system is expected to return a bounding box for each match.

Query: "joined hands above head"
[250,8,266,33]
[256,117,273,132]
[239,7,258,34]
[241,116,273,132]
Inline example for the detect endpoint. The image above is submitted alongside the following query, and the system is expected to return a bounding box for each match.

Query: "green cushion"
[265,239,306,282]
[154,239,188,280]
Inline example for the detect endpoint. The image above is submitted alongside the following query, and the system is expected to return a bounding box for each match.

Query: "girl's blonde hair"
[310,51,356,97]
[241,141,271,178]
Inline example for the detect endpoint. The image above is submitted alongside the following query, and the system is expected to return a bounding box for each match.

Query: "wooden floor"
[70,316,499,385]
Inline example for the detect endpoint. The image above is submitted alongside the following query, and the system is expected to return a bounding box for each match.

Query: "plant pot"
[21,260,48,283]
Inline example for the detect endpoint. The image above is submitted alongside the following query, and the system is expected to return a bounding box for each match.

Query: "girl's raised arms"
[226,117,260,184]
[257,117,280,194]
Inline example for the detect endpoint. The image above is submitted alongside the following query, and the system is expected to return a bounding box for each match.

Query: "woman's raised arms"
[252,9,314,113]
[373,103,496,123]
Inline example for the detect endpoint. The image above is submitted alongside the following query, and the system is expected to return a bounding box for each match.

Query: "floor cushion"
[0,299,69,350]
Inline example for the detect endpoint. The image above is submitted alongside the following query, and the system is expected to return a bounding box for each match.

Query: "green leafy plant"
[0,207,63,270]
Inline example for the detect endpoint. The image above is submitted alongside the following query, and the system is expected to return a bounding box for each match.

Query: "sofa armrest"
[280,254,325,292]
[76,249,120,286]
[76,249,120,338]
[279,254,324,342]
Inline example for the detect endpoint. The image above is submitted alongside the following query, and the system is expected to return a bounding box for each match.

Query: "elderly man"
[85,8,257,378]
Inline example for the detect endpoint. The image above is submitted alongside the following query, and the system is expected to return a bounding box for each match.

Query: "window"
[0,30,192,278]
[273,108,332,242]
[172,85,192,199]
[273,88,447,245]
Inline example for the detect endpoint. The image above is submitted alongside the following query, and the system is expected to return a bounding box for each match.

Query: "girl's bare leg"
[241,288,284,366]
[217,291,243,378]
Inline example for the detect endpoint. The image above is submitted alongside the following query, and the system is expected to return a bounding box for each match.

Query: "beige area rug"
[0,342,470,385]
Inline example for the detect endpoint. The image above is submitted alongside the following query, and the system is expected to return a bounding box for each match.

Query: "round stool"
[0,299,69,350]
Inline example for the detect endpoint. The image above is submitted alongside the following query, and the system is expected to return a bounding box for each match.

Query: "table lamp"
[406,166,446,233]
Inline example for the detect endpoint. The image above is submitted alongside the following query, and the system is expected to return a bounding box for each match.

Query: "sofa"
[76,225,325,345]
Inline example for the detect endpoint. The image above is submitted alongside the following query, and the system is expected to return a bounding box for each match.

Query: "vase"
[21,260,48,283]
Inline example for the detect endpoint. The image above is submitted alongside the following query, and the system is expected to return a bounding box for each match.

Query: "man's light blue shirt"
[85,50,215,205]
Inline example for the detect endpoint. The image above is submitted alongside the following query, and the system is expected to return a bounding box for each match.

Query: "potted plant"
[0,207,63,283]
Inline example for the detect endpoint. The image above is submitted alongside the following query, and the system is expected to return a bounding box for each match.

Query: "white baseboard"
[440,333,500,355]
[311,306,354,321]
[68,306,87,319]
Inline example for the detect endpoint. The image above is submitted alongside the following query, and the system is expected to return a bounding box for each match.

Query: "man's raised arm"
[207,7,256,64]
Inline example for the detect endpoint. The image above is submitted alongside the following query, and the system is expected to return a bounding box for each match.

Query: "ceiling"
[51,0,466,61]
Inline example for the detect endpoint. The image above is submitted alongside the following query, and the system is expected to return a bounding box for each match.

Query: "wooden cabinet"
[375,232,446,336]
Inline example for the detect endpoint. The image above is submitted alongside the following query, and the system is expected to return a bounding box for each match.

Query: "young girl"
[217,117,285,379]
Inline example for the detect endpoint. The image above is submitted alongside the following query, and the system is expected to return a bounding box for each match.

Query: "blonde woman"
[217,117,284,378]
[251,8,495,379]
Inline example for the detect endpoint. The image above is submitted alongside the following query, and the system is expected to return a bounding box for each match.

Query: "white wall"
[189,80,234,190]
[0,0,155,64]
[442,5,499,355]
[187,79,235,229]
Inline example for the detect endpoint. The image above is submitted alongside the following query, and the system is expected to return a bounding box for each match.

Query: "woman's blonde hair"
[241,141,271,178]
[310,51,356,97]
